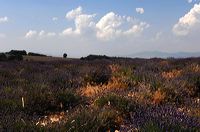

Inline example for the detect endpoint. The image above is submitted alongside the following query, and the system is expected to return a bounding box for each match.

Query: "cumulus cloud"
[62,6,149,41]
[173,3,200,36]
[136,8,144,14]
[0,16,8,23]
[62,6,96,36]
[25,30,37,39]
[96,12,149,40]
[66,6,82,19]
[25,30,56,39]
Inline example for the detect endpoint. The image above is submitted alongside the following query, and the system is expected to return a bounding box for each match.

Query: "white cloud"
[96,12,123,40]
[62,6,96,36]
[66,6,82,20]
[0,16,8,23]
[173,3,200,36]
[25,30,56,39]
[96,12,149,40]
[123,22,149,35]
[52,17,58,21]
[39,30,56,37]
[136,8,144,14]
[62,6,149,41]
[25,30,37,39]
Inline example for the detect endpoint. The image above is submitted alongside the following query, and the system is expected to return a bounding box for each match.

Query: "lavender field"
[0,57,200,131]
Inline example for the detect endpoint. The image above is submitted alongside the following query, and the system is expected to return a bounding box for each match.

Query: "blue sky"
[1,0,200,57]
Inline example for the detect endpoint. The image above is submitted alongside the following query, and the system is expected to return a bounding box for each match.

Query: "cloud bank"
[173,3,200,36]
[25,30,56,39]
[61,6,149,41]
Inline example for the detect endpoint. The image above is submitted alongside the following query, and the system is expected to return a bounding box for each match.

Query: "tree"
[0,53,7,61]
[63,53,67,58]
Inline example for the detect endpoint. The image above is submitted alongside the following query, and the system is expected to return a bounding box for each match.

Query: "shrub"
[163,88,183,104]
[28,52,47,57]
[80,55,111,61]
[84,68,111,86]
[25,90,57,115]
[63,53,67,58]
[0,53,7,61]
[25,88,81,115]
[56,90,81,110]
[7,50,27,56]
[7,54,23,61]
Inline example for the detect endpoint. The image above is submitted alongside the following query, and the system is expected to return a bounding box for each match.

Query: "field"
[0,57,200,131]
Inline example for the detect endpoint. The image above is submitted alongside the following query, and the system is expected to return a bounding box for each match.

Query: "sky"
[1,0,200,57]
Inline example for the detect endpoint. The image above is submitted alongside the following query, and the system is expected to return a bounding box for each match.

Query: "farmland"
[0,56,200,131]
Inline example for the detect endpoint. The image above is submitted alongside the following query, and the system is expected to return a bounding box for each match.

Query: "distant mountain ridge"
[129,51,200,58]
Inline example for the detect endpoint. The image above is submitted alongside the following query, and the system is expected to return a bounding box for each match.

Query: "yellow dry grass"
[80,64,129,97]
[152,89,166,105]
[36,112,66,127]
[81,77,128,97]
[162,69,182,79]
[190,64,200,72]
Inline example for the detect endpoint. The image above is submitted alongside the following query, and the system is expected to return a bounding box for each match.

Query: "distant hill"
[129,51,200,58]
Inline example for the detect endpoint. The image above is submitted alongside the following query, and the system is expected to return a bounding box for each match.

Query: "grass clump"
[95,94,137,113]
[65,109,121,132]
[25,87,82,115]
[141,121,161,132]
[56,90,82,110]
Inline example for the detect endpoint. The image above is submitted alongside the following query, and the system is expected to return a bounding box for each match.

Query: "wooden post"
[22,97,25,108]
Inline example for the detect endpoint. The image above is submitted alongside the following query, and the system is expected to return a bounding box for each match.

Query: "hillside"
[0,57,200,131]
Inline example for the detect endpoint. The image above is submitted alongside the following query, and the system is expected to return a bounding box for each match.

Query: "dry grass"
[81,64,129,97]
[162,69,182,79]
[152,89,166,105]
[36,112,66,127]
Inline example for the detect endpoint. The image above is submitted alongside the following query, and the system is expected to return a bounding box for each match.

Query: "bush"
[25,89,57,115]
[63,53,67,58]
[0,53,7,61]
[7,50,27,56]
[7,54,23,61]
[56,90,81,110]
[80,55,111,61]
[84,68,111,86]
[28,52,47,57]
[25,88,81,115]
